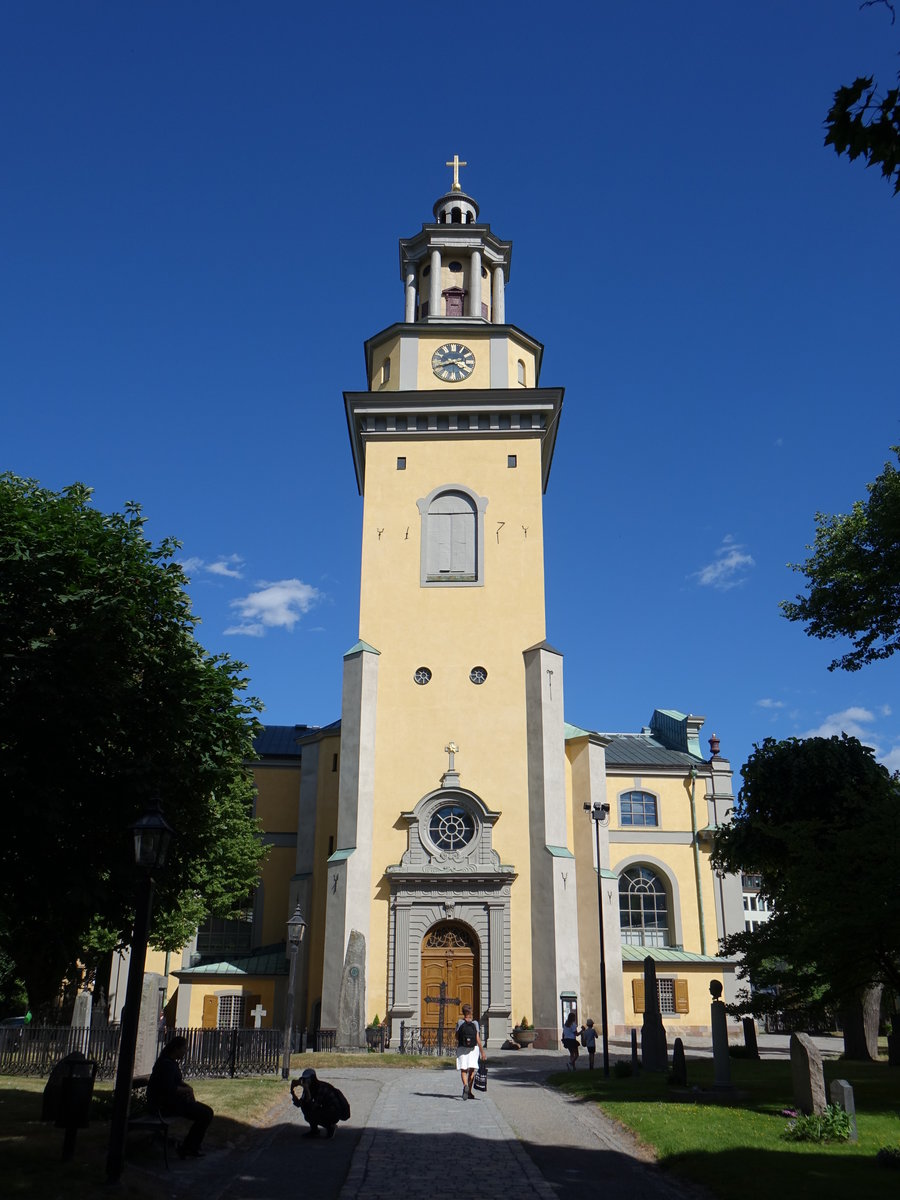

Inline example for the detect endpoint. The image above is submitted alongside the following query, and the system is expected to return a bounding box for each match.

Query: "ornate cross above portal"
[444,741,459,772]
[445,154,467,192]
[250,1003,267,1029]
[423,980,461,1053]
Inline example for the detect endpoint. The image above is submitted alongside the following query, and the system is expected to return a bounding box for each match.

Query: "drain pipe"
[689,767,707,955]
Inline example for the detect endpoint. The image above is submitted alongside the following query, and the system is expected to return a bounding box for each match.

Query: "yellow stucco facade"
[162,174,743,1048]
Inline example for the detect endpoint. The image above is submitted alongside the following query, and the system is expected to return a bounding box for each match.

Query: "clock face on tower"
[431,343,476,382]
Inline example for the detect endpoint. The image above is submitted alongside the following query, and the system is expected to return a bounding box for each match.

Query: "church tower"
[319,160,579,1046]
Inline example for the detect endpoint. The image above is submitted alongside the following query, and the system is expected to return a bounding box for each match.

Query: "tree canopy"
[0,474,266,1012]
[824,2,900,196]
[712,735,900,1053]
[781,447,900,671]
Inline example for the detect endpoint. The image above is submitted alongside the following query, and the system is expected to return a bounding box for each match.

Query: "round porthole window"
[429,803,475,850]
[448,260,463,272]
[469,666,487,685]
[414,667,432,685]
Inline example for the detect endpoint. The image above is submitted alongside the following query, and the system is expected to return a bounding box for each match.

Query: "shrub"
[876,1147,900,1169]
[613,1061,633,1079]
[782,1104,851,1143]
[517,1016,533,1030]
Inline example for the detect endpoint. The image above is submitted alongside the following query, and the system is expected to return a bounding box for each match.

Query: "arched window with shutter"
[417,484,488,587]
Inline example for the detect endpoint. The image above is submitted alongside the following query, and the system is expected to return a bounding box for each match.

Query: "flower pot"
[513,1028,535,1047]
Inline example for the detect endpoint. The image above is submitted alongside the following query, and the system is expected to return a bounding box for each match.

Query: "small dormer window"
[381,357,391,385]
[517,359,526,386]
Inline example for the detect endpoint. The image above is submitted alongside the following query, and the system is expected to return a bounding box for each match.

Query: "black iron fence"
[0,1024,336,1079]
[396,1024,461,1056]
[0,1024,122,1079]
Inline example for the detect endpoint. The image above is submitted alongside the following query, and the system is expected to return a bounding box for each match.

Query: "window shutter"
[632,979,645,1014]
[674,979,689,1014]
[202,993,218,1029]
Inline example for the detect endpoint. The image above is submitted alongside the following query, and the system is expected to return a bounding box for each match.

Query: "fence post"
[399,1021,405,1054]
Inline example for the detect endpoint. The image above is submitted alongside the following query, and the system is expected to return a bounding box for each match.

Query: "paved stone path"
[181,1051,703,1200]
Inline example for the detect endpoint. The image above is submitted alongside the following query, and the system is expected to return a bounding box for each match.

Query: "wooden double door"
[420,922,478,1029]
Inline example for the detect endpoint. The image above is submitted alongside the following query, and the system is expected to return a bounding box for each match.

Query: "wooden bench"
[128,1075,173,1168]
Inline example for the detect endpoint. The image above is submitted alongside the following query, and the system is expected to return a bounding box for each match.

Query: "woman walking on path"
[455,1004,485,1099]
[561,1012,580,1070]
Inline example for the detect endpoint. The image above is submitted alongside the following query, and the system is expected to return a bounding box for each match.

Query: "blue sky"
[3,1,898,783]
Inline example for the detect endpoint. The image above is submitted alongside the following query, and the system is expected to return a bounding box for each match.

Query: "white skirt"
[456,1046,480,1071]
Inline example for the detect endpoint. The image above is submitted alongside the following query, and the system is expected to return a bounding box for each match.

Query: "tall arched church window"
[618,866,670,947]
[417,485,488,587]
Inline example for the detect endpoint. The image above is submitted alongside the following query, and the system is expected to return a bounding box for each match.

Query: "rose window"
[429,804,475,851]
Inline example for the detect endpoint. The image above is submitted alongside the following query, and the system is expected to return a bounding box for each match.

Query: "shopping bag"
[473,1060,487,1092]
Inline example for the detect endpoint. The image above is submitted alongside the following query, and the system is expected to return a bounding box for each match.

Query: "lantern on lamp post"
[281,902,307,1079]
[106,797,174,1182]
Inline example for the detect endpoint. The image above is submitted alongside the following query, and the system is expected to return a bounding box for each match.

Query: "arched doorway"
[420,921,478,1032]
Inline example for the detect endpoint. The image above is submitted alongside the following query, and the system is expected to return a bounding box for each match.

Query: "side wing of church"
[167,168,744,1046]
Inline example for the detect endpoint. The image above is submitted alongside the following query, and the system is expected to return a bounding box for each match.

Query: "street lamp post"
[585,800,611,1076]
[106,798,174,1182]
[281,903,307,1079]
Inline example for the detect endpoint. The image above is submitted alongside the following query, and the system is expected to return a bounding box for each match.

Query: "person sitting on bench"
[147,1036,213,1159]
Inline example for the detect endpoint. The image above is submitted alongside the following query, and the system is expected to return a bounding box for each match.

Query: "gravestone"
[888,1031,899,1067]
[42,1051,89,1121]
[251,1003,267,1029]
[134,972,164,1078]
[790,1032,827,1115]
[829,1078,858,1142]
[640,957,668,1072]
[630,1028,640,1074]
[671,1036,687,1086]
[710,981,732,1089]
[71,990,92,1057]
[336,930,366,1050]
[742,1016,760,1060]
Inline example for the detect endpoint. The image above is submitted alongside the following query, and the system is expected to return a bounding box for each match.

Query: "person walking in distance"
[455,1004,484,1099]
[581,1018,597,1069]
[146,1036,213,1159]
[561,1011,580,1070]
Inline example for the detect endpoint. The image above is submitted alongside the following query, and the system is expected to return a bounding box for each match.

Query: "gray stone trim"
[320,645,379,1031]
[490,336,509,386]
[523,643,580,1039]
[609,831,695,845]
[416,483,488,589]
[611,852,686,949]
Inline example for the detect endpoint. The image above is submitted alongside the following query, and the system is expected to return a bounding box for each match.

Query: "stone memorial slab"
[134,972,164,1078]
[71,990,92,1057]
[640,957,668,1072]
[790,1032,827,1115]
[630,1027,640,1074]
[829,1078,857,1142]
[710,981,732,1090]
[336,930,366,1050]
[672,1036,687,1086]
[742,1016,760,1060]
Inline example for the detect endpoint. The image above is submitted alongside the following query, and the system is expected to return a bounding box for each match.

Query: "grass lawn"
[552,1055,900,1200]
[0,1051,448,1199]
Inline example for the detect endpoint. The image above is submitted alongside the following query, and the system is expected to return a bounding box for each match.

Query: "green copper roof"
[564,722,591,740]
[175,945,289,978]
[344,640,380,657]
[545,844,574,859]
[620,946,734,966]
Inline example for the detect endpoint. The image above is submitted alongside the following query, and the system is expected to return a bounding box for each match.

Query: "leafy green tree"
[0,474,266,1013]
[713,735,900,1059]
[781,447,900,671]
[824,2,900,196]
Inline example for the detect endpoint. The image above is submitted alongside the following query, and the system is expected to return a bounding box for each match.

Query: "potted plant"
[512,1017,535,1047]
[365,1014,383,1050]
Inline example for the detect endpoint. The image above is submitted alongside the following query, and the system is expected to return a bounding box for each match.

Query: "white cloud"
[882,745,900,773]
[178,554,245,580]
[756,698,785,709]
[227,578,321,635]
[802,706,876,740]
[881,704,892,718]
[693,536,755,591]
[207,555,245,579]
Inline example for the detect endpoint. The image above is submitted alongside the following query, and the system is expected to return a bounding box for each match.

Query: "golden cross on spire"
[445,154,467,192]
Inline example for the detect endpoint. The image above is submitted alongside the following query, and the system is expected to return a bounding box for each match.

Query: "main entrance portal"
[420,922,477,1029]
